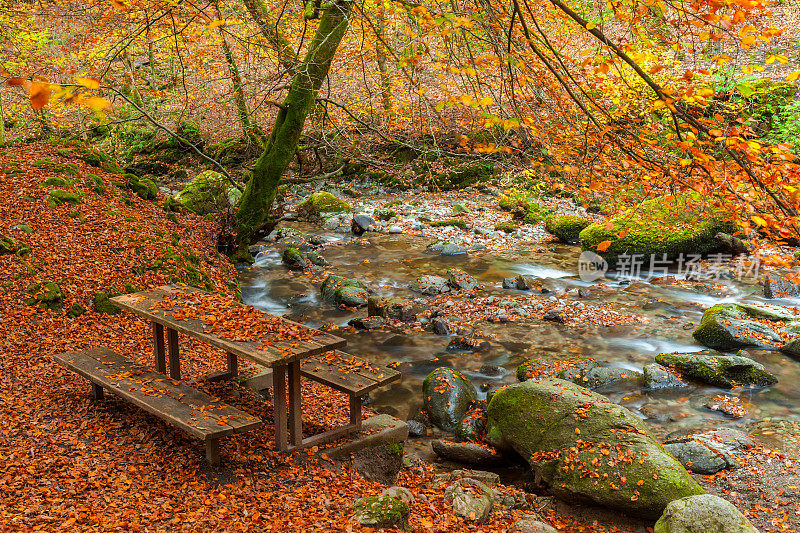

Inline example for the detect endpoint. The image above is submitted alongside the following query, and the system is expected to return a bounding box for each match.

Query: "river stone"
[322,216,341,230]
[387,225,403,234]
[412,275,450,295]
[381,486,414,503]
[510,519,559,533]
[334,285,369,307]
[654,350,777,389]
[441,242,468,256]
[352,495,410,529]
[560,364,643,391]
[407,420,427,437]
[447,268,478,291]
[306,251,329,266]
[663,429,755,475]
[485,378,704,519]
[422,367,477,432]
[643,363,690,390]
[455,401,487,442]
[503,277,518,289]
[348,316,386,330]
[763,273,800,299]
[444,478,494,523]
[282,247,310,270]
[692,303,795,351]
[431,317,450,336]
[431,439,505,466]
[320,274,366,301]
[351,214,376,235]
[654,495,759,533]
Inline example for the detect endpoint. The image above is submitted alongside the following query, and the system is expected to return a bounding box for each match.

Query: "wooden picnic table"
[110,284,347,452]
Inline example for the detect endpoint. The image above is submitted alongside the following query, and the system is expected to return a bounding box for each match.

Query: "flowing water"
[239,222,800,458]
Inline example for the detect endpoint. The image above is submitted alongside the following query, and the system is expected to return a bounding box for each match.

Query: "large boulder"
[422,367,477,432]
[486,378,704,518]
[763,273,800,299]
[320,275,366,301]
[412,275,451,295]
[655,350,777,389]
[351,495,410,529]
[297,191,352,220]
[579,194,734,265]
[544,214,591,243]
[692,303,799,352]
[654,495,759,533]
[444,478,494,523]
[663,429,756,475]
[175,170,240,215]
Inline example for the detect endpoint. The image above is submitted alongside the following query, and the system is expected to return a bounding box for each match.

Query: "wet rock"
[704,394,747,418]
[655,350,777,389]
[368,296,415,322]
[411,275,450,295]
[306,251,329,267]
[515,275,542,291]
[714,232,749,255]
[692,302,797,351]
[406,420,427,437]
[544,214,592,243]
[431,317,451,336]
[447,268,477,291]
[320,274,366,302]
[542,309,565,323]
[297,191,352,220]
[282,247,311,270]
[387,225,403,234]
[335,285,370,307]
[436,469,500,486]
[502,277,518,289]
[486,378,703,519]
[441,242,468,256]
[381,486,414,504]
[663,429,755,474]
[763,273,800,299]
[654,494,758,533]
[322,216,341,230]
[455,401,487,442]
[447,334,491,352]
[352,495,410,529]
[444,478,494,523]
[422,367,477,432]
[351,214,376,235]
[348,316,386,330]
[479,364,504,377]
[562,365,644,391]
[643,363,690,390]
[432,439,505,466]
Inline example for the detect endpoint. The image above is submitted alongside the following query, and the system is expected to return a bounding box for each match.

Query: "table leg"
[152,322,166,374]
[350,395,362,431]
[273,365,288,452]
[226,352,238,378]
[287,361,302,447]
[167,327,180,380]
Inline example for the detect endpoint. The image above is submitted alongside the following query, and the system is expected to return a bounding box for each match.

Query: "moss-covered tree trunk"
[234,0,354,254]
[214,1,256,139]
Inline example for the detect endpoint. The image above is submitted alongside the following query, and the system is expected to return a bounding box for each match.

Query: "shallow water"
[239,222,800,450]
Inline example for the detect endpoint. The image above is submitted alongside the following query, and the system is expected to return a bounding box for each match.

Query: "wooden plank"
[287,361,302,447]
[110,286,346,368]
[167,328,180,379]
[273,365,288,452]
[300,351,401,395]
[287,423,359,452]
[152,322,166,373]
[53,348,262,439]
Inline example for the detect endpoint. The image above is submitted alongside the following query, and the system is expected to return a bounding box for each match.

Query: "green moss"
[46,189,81,207]
[39,176,72,188]
[12,224,33,234]
[655,350,777,388]
[174,171,240,215]
[352,496,410,529]
[297,191,352,219]
[87,174,106,195]
[544,214,592,243]
[32,159,55,170]
[54,162,79,176]
[579,194,735,264]
[430,218,467,230]
[499,189,553,223]
[93,290,121,314]
[24,281,63,310]
[374,208,396,220]
[282,247,309,270]
[67,303,86,318]
[387,441,405,456]
[1,234,31,257]
[124,282,142,294]
[494,222,518,233]
[146,246,213,290]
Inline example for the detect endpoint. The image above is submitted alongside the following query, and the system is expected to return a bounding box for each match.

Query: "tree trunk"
[375,3,394,124]
[214,1,256,139]
[234,0,354,253]
[241,0,299,76]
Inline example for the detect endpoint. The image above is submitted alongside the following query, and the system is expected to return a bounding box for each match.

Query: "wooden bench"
[52,347,262,465]
[299,351,401,446]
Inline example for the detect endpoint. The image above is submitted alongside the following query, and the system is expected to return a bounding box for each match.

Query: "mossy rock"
[494,222,518,233]
[67,303,86,318]
[334,285,369,307]
[352,495,410,529]
[47,189,81,207]
[39,176,72,188]
[486,378,704,519]
[93,290,122,314]
[430,219,467,230]
[32,159,55,170]
[374,208,397,221]
[655,350,778,388]
[174,171,241,215]
[282,247,310,270]
[87,174,106,195]
[579,194,735,265]
[451,203,470,215]
[297,191,352,219]
[0,234,31,257]
[422,367,477,432]
[692,303,793,351]
[12,224,34,234]
[499,189,554,224]
[24,281,63,310]
[544,215,592,243]
[320,275,366,302]
[54,162,79,176]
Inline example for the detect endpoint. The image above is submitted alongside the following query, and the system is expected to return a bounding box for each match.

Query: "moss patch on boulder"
[297,191,352,219]
[655,350,778,388]
[430,219,467,230]
[24,281,63,310]
[175,171,241,215]
[579,194,735,264]
[545,214,591,243]
[47,189,81,207]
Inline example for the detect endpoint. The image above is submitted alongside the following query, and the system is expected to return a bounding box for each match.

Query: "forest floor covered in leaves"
[1,142,798,532]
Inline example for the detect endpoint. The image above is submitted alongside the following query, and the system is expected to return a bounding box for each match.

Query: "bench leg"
[167,327,180,380]
[288,361,302,447]
[152,322,166,374]
[350,395,362,431]
[206,439,220,466]
[226,352,238,378]
[91,382,104,400]
[273,365,288,452]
